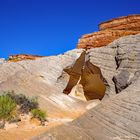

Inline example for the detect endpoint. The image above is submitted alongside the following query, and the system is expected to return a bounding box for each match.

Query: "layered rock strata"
[33,33,140,140]
[77,14,140,49]
[0,31,140,139]
[99,14,140,31]
[0,49,87,118]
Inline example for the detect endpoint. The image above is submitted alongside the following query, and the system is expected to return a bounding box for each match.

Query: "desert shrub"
[0,94,16,121]
[7,91,38,114]
[0,91,46,121]
[8,93,27,105]
[19,97,38,113]
[31,109,46,121]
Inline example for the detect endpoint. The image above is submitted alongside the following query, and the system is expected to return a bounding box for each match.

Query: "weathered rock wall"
[99,14,140,31]
[77,14,140,49]
[0,49,86,118]
[33,33,140,140]
[77,30,140,49]
[1,32,140,140]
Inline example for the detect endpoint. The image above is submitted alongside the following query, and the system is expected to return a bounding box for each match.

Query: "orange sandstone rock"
[77,14,140,49]
[77,30,140,49]
[99,14,140,31]
[8,54,44,62]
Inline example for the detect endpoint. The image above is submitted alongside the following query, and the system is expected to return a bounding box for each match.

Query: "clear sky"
[0,0,140,59]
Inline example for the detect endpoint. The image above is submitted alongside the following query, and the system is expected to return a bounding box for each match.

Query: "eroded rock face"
[0,49,86,119]
[63,51,86,94]
[63,52,106,100]
[99,14,140,31]
[37,83,140,140]
[77,30,140,49]
[33,34,140,140]
[80,61,106,100]
[1,31,140,139]
[77,14,140,49]
[69,84,86,101]
[8,54,44,62]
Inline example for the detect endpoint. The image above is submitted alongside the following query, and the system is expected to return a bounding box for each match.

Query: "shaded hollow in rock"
[63,51,106,100]
[63,51,86,94]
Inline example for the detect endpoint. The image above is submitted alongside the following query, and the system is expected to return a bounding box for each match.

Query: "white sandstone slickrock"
[0,33,140,139]
[33,34,140,140]
[0,49,86,118]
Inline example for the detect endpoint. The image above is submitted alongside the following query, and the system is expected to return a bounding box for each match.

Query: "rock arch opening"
[63,51,106,100]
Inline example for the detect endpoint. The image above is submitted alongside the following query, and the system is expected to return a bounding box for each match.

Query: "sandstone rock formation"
[63,51,86,95]
[77,30,140,49]
[33,33,140,140]
[8,54,44,62]
[77,14,140,49]
[0,30,140,139]
[69,84,86,101]
[63,51,106,100]
[99,14,140,31]
[0,49,88,119]
[80,60,106,100]
[36,85,140,140]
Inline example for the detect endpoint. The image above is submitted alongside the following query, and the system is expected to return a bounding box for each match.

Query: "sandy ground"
[0,101,99,140]
[0,118,72,140]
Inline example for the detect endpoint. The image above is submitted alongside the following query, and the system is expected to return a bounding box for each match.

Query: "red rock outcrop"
[77,14,140,49]
[77,30,140,49]
[8,54,44,62]
[99,14,140,31]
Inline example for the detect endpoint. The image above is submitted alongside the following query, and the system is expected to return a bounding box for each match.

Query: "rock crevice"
[63,51,106,100]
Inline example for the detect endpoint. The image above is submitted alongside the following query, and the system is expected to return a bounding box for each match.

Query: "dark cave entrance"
[63,51,106,101]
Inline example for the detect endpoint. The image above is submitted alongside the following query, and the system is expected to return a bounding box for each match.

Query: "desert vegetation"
[0,94,17,122]
[0,91,46,129]
[31,109,46,122]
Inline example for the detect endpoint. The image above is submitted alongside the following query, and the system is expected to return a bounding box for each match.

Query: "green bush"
[31,109,46,121]
[0,95,16,121]
[0,91,46,125]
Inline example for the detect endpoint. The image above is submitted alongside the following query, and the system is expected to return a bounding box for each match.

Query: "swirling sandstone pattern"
[0,49,87,118]
[33,34,140,140]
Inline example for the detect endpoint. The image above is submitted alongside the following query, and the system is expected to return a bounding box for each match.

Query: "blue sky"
[0,0,140,59]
